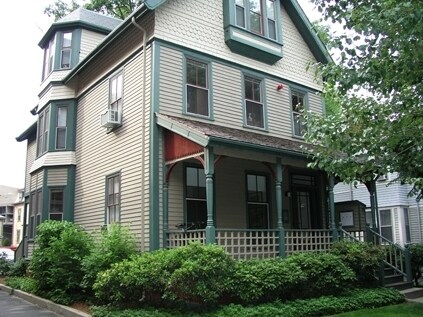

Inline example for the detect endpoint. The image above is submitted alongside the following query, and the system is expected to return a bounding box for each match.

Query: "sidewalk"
[0,283,90,317]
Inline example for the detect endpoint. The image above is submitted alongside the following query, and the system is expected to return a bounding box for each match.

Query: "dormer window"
[224,0,282,64]
[60,32,72,69]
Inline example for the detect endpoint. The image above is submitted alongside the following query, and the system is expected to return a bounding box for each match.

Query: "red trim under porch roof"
[164,129,203,164]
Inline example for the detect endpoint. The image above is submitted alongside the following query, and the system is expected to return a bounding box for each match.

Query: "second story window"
[244,76,264,129]
[29,190,42,239]
[37,107,50,156]
[291,91,306,137]
[60,32,72,69]
[56,106,67,149]
[186,59,209,117]
[110,72,123,121]
[43,37,55,80]
[266,0,276,40]
[249,0,263,35]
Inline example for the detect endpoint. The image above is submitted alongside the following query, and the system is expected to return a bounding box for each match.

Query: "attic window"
[224,0,283,64]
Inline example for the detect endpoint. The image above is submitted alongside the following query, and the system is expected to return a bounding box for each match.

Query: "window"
[185,166,207,229]
[29,190,42,239]
[49,189,64,221]
[404,208,411,243]
[109,72,123,122]
[106,173,120,224]
[37,107,50,156]
[244,76,264,128]
[291,91,306,137]
[60,32,72,69]
[380,209,393,242]
[235,0,245,27]
[186,59,209,117]
[43,37,55,80]
[266,0,276,40]
[247,174,269,229]
[17,208,21,222]
[56,106,67,149]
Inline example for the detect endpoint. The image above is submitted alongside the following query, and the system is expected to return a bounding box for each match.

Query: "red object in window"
[277,83,284,90]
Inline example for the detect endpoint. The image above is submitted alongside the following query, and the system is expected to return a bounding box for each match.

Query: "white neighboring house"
[13,189,25,248]
[0,185,21,246]
[334,173,423,246]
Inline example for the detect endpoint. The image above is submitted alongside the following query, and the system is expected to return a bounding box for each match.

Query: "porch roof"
[156,113,311,159]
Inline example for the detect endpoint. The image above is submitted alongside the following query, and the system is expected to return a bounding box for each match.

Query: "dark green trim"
[144,0,168,9]
[204,147,215,244]
[42,171,49,221]
[328,175,338,240]
[16,121,37,142]
[47,100,77,152]
[66,165,76,222]
[71,29,82,68]
[283,0,331,63]
[225,26,283,64]
[150,41,161,250]
[276,159,285,256]
[156,39,322,94]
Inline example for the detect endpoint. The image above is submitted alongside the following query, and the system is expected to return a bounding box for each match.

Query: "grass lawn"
[329,302,423,316]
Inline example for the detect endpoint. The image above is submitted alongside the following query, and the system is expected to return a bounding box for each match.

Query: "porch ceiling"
[156,113,310,159]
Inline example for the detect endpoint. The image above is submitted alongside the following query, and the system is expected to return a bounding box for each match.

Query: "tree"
[304,0,423,199]
[44,0,142,21]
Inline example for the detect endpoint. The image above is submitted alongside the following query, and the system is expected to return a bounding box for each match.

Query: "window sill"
[183,111,214,121]
[224,26,283,64]
[243,124,268,132]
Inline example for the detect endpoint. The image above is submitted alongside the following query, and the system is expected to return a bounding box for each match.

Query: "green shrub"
[228,257,304,304]
[2,238,10,246]
[8,257,29,277]
[94,242,235,307]
[330,240,385,285]
[94,249,173,306]
[82,223,138,297]
[5,276,37,293]
[408,243,423,286]
[0,252,12,276]
[282,252,356,298]
[164,242,235,305]
[28,220,93,305]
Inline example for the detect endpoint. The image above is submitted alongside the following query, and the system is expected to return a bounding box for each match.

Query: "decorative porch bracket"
[205,146,216,244]
[328,175,338,241]
[276,158,285,257]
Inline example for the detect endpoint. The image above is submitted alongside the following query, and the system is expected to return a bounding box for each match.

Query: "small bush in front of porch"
[227,257,304,304]
[330,240,385,285]
[282,252,356,299]
[94,242,236,307]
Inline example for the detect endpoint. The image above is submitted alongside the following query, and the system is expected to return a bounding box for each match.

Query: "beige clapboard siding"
[159,45,322,141]
[267,78,293,136]
[38,85,76,112]
[47,168,68,186]
[159,46,184,116]
[167,163,184,228]
[308,90,323,114]
[30,170,44,191]
[212,63,243,127]
[80,29,108,61]
[155,0,321,90]
[74,46,152,249]
[25,140,37,194]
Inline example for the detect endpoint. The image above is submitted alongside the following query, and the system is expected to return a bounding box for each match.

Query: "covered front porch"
[157,113,341,259]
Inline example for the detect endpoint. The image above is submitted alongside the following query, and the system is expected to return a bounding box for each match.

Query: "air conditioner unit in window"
[100,109,121,128]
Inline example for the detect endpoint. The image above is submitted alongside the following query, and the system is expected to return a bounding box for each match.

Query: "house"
[15,0,348,260]
[334,173,423,247]
[0,185,22,246]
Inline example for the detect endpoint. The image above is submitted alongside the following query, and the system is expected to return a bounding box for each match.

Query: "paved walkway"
[0,290,60,317]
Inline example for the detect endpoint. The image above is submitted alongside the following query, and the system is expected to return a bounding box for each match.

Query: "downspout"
[131,17,147,251]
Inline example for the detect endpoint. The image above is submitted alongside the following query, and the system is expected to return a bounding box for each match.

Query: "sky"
[0,0,320,189]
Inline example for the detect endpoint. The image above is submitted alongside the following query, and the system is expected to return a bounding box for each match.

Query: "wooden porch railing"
[339,229,365,242]
[166,229,334,259]
[366,227,412,284]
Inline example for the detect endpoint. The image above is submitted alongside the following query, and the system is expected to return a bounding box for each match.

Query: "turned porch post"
[163,180,169,247]
[205,146,216,244]
[276,158,285,257]
[328,175,338,241]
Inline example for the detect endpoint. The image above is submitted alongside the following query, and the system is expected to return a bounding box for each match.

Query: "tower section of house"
[18,0,342,259]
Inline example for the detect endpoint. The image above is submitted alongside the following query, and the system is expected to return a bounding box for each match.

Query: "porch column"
[276,159,285,257]
[205,147,216,244]
[162,181,169,248]
[328,175,338,241]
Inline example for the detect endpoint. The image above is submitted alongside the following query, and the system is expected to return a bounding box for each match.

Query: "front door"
[291,174,319,229]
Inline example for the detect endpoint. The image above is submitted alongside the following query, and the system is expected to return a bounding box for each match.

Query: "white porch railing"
[216,229,279,260]
[285,229,333,255]
[340,230,365,242]
[166,229,336,259]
